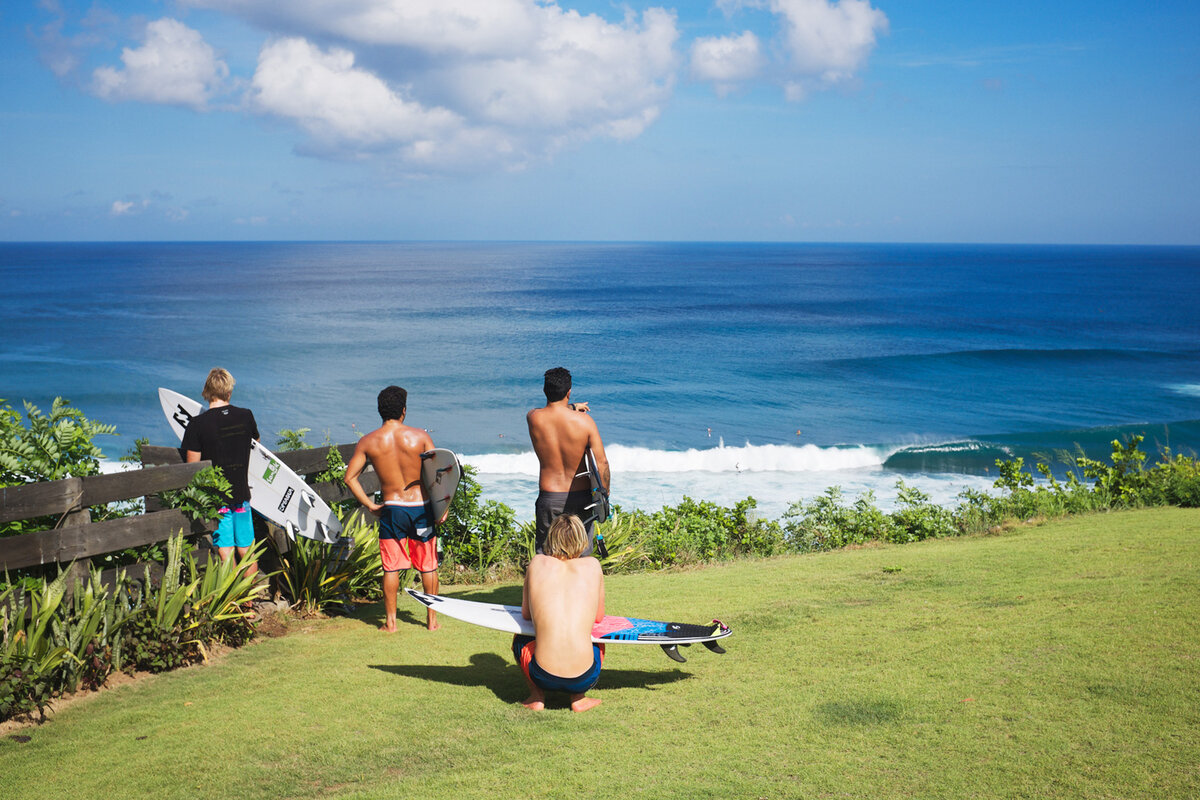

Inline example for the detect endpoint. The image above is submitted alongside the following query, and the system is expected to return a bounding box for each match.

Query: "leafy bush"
[0,571,71,720]
[159,465,232,523]
[51,566,133,693]
[0,398,116,537]
[888,481,957,543]
[783,488,895,552]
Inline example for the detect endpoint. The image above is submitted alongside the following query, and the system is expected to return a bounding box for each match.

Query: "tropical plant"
[337,510,384,601]
[0,570,71,720]
[268,528,362,615]
[51,566,134,693]
[159,465,231,523]
[593,513,653,573]
[276,428,313,451]
[186,543,264,653]
[121,534,205,673]
[0,397,117,537]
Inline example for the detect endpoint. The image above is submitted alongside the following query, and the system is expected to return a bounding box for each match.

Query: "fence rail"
[0,443,376,572]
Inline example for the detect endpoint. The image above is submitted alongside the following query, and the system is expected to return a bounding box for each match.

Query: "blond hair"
[202,368,235,402]
[544,514,589,560]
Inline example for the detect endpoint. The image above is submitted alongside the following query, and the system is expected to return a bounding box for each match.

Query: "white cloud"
[110,200,136,216]
[770,0,888,96]
[690,31,763,95]
[250,37,465,161]
[92,18,229,110]
[196,1,678,170]
[705,0,887,99]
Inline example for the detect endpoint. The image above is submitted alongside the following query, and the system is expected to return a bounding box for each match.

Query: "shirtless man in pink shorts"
[345,385,440,632]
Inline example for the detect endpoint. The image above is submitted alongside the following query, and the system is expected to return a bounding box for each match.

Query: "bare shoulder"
[573,556,603,577]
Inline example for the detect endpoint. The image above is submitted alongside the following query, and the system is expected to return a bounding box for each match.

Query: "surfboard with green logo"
[158,387,342,543]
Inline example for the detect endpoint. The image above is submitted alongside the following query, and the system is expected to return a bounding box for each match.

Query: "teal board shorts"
[213,502,254,549]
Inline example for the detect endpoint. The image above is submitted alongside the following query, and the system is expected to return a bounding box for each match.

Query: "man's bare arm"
[185,450,201,463]
[344,443,380,514]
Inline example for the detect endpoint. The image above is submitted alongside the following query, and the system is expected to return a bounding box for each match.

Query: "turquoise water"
[2,242,1197,518]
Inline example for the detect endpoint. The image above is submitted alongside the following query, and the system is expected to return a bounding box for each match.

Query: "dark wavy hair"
[377,385,408,421]
[543,367,572,402]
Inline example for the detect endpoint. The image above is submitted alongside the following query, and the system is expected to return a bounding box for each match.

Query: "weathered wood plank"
[0,510,213,571]
[274,443,358,476]
[80,461,211,506]
[0,477,83,524]
[140,444,185,466]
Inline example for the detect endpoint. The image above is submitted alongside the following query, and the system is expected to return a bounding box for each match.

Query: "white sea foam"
[461,443,993,522]
[1167,383,1200,398]
[461,442,890,476]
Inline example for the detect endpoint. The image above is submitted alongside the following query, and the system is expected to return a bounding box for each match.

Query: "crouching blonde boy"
[512,514,606,712]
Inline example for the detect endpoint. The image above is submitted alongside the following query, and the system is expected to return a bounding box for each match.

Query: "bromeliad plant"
[0,570,71,720]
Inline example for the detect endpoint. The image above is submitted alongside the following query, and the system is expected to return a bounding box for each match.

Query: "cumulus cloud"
[92,18,229,110]
[690,31,764,95]
[771,0,888,97]
[702,0,887,99]
[110,200,137,216]
[190,0,678,170]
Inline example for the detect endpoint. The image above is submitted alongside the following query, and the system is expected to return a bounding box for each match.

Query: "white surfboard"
[158,387,342,543]
[420,448,462,526]
[405,588,731,662]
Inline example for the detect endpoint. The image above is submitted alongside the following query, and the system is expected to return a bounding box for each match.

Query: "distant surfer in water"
[183,368,260,578]
[526,367,611,555]
[513,514,606,712]
[345,386,440,632]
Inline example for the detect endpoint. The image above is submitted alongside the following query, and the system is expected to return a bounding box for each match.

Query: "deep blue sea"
[2,242,1197,520]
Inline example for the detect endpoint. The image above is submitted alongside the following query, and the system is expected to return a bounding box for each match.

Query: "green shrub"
[0,570,71,720]
[783,488,895,552]
[888,481,956,542]
[159,465,232,522]
[0,398,117,537]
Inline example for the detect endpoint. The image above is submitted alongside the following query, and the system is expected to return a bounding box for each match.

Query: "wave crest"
[462,442,889,475]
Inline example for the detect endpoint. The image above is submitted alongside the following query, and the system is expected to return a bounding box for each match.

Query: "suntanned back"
[527,405,603,493]
[358,421,433,502]
[524,554,605,676]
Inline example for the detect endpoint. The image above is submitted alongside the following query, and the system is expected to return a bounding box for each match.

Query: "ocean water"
[2,242,1197,520]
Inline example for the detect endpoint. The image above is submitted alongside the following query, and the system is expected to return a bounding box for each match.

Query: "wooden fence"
[0,443,377,574]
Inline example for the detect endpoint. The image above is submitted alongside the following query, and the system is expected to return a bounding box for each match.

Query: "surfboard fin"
[703,641,726,655]
[661,644,687,663]
[302,490,319,507]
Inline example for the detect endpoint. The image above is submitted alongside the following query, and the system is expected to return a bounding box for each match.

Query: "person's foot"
[426,614,440,631]
[380,620,398,633]
[570,696,602,713]
[521,695,545,711]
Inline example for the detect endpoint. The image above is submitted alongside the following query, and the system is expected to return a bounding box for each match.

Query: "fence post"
[61,477,91,601]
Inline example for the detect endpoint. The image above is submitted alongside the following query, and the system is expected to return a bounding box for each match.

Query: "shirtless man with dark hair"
[526,367,611,556]
[345,385,440,632]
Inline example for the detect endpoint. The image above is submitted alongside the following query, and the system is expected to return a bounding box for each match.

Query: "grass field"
[2,508,1198,799]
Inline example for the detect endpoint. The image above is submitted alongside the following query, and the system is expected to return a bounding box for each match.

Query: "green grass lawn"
[3,508,1198,799]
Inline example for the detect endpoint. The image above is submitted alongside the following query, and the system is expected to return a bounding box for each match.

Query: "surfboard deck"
[406,588,730,662]
[420,448,462,525]
[158,387,342,543]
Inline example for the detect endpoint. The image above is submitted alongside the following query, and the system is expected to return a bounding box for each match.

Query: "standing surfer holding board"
[345,386,440,632]
[513,514,606,712]
[526,367,611,556]
[182,368,260,577]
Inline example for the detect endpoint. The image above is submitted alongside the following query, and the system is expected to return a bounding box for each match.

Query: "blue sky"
[1,0,1197,244]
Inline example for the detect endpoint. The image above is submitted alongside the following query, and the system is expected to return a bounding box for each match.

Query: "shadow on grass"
[370,652,694,704]
[351,583,524,631]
